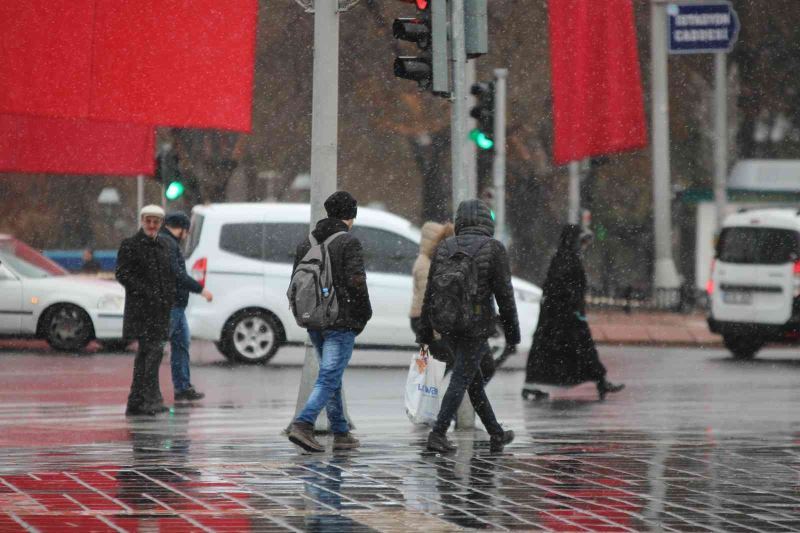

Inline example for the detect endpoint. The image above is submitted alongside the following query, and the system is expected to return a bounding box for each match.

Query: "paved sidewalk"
[588,311,721,347]
[1,346,800,531]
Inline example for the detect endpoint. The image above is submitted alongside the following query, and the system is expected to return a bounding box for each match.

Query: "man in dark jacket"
[287,191,372,453]
[417,199,520,453]
[116,205,177,416]
[160,212,213,402]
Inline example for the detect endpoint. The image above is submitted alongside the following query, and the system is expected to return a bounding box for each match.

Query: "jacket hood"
[312,217,349,242]
[419,222,453,257]
[455,199,494,237]
[557,224,583,254]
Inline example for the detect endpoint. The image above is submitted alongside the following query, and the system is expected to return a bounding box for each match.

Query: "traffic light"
[393,0,449,96]
[155,149,185,201]
[469,81,495,150]
[165,180,185,201]
[464,0,488,58]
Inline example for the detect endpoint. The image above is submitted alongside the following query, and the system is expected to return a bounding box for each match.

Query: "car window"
[0,238,67,278]
[185,214,204,257]
[263,223,308,263]
[350,227,418,274]
[717,227,800,265]
[219,223,265,260]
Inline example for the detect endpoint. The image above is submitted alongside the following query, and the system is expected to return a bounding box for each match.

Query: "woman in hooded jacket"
[410,222,455,365]
[522,224,624,400]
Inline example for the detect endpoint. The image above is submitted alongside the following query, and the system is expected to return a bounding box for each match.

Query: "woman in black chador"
[522,224,624,400]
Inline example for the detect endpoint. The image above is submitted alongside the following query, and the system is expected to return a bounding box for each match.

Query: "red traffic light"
[398,0,428,9]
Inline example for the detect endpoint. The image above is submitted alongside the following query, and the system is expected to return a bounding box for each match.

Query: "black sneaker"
[175,388,205,402]
[125,405,158,417]
[288,422,325,453]
[125,404,169,416]
[426,431,457,453]
[489,430,515,453]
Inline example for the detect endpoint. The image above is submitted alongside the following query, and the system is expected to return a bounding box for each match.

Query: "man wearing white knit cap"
[115,205,176,416]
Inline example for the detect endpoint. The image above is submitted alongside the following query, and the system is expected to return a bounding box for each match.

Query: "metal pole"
[650,0,681,291]
[136,175,144,223]
[292,0,351,433]
[465,59,477,197]
[568,161,580,225]
[450,0,475,430]
[492,68,508,243]
[450,0,469,211]
[713,52,728,232]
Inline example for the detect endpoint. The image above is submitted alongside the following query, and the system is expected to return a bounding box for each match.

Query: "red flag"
[91,0,257,131]
[0,115,154,176]
[548,0,647,165]
[0,0,94,119]
[0,0,257,132]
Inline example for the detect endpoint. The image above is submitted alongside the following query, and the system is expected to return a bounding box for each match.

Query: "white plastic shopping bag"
[405,346,446,425]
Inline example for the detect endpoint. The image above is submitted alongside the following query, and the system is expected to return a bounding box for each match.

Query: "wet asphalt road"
[0,344,799,531]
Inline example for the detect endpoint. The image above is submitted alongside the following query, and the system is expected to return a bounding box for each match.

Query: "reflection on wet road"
[0,346,799,531]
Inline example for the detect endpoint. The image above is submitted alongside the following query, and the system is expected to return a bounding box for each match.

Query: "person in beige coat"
[410,222,455,364]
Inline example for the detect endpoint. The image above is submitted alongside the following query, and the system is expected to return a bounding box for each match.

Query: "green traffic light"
[165,181,185,201]
[469,128,494,150]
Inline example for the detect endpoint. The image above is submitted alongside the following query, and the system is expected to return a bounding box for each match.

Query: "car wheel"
[43,304,93,352]
[220,310,281,365]
[723,335,763,360]
[99,339,131,352]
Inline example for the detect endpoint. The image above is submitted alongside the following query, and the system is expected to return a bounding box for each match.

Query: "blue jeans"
[169,307,192,393]
[295,329,356,434]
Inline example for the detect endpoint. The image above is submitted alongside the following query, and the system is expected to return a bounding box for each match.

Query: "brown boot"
[333,432,360,450]
[288,422,325,453]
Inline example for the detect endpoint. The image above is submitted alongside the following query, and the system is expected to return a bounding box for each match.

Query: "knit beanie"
[324,191,358,220]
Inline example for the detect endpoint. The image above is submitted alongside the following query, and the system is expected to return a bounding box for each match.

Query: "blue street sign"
[667,2,739,54]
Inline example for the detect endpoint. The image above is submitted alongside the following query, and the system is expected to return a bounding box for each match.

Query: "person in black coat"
[116,205,176,416]
[417,199,519,453]
[522,224,624,400]
[159,212,213,403]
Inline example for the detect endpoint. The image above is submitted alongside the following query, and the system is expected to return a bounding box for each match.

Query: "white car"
[0,235,127,351]
[185,203,542,364]
[707,208,800,359]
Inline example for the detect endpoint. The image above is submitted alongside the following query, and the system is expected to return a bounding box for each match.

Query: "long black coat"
[293,218,373,334]
[524,225,606,386]
[418,199,520,344]
[116,229,176,341]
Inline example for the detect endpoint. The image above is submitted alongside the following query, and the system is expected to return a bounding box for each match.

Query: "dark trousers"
[433,336,503,436]
[127,337,166,410]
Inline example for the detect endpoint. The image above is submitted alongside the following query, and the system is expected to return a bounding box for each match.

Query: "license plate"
[723,291,752,305]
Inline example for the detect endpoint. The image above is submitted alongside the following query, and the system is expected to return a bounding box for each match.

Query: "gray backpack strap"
[323,231,347,246]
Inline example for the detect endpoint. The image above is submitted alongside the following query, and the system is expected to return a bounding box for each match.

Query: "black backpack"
[428,237,490,335]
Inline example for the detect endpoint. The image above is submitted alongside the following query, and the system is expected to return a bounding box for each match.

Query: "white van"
[707,208,800,358]
[184,203,542,364]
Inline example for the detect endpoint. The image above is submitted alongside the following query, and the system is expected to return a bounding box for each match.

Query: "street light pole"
[713,52,728,231]
[450,0,469,210]
[492,68,508,243]
[292,0,352,432]
[650,0,681,294]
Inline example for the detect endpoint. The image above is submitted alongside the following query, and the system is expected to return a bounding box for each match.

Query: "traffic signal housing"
[469,81,495,150]
[393,0,449,96]
[155,149,185,201]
